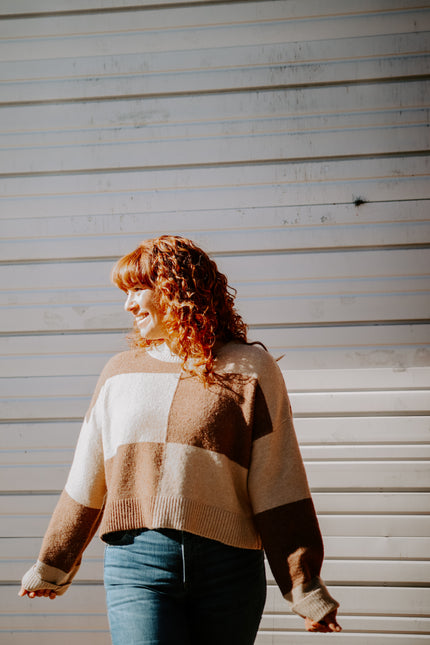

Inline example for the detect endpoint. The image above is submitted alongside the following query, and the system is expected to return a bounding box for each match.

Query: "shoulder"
[99,349,143,382]
[88,349,149,410]
[97,347,182,388]
[218,343,290,421]
[216,342,281,380]
[103,349,140,369]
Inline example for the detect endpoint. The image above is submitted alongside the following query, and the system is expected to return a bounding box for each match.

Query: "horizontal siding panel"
[286,367,430,391]
[1,160,429,221]
[265,585,430,616]
[3,220,430,261]
[0,354,117,379]
[1,365,429,392]
[1,6,428,58]
[4,32,427,76]
[1,1,426,37]
[291,390,430,415]
[2,197,427,236]
[3,248,429,289]
[0,0,426,19]
[256,635,430,644]
[3,614,430,637]
[0,634,110,645]
[0,0,214,13]
[0,631,422,644]
[2,277,429,310]
[1,536,102,557]
[1,49,427,104]
[238,291,430,325]
[302,444,430,459]
[1,632,429,645]
[3,535,430,561]
[2,155,428,196]
[0,629,106,645]
[296,416,430,444]
[2,491,429,525]
[319,560,430,585]
[1,377,428,415]
[2,463,429,493]
[2,367,430,400]
[1,291,428,332]
[4,520,430,549]
[1,110,428,174]
[0,352,428,382]
[3,584,430,617]
[0,553,430,584]
[318,513,430,536]
[1,201,428,258]
[0,324,429,374]
[2,615,107,632]
[0,27,428,104]
[0,333,124,356]
[324,536,430,560]
[314,492,430,513]
[1,247,429,334]
[2,555,429,587]
[255,326,430,370]
[1,81,428,135]
[3,443,430,468]
[1,415,429,453]
[260,615,430,633]
[3,122,427,175]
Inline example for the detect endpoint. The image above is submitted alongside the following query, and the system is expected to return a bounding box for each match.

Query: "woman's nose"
[124,292,135,312]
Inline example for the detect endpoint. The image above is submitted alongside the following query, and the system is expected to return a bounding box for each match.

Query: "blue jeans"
[104,528,266,645]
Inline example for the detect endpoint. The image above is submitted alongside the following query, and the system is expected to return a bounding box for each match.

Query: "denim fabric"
[104,528,266,645]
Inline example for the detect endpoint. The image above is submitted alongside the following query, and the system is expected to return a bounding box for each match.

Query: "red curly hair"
[111,235,248,381]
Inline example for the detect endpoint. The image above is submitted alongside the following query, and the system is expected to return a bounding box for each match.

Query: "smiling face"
[124,288,168,342]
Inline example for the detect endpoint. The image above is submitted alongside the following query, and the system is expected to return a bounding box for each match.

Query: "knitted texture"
[22,342,338,621]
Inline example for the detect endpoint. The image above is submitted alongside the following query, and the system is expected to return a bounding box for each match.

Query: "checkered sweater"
[22,342,338,622]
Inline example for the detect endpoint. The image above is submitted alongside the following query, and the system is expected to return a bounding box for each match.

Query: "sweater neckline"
[147,343,182,363]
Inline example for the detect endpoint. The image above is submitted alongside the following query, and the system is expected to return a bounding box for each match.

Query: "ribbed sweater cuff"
[21,560,78,596]
[287,577,339,622]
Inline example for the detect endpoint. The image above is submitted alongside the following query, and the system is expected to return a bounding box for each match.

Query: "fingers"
[305,614,342,633]
[306,620,331,633]
[324,610,342,632]
[18,588,57,600]
[320,609,342,632]
[327,620,342,632]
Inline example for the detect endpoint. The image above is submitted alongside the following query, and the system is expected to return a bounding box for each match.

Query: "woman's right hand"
[19,586,57,599]
[305,609,341,632]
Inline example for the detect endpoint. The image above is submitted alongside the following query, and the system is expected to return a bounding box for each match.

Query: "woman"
[20,235,341,643]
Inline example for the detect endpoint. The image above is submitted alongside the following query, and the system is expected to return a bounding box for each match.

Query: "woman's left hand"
[305,609,341,632]
[19,586,57,600]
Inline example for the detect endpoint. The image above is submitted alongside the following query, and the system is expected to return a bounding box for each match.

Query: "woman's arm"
[248,351,341,628]
[19,361,110,598]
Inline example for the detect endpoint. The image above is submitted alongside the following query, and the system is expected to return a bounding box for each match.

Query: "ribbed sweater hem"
[99,496,262,550]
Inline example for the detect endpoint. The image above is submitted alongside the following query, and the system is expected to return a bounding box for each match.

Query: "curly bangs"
[111,244,155,292]
[112,235,248,382]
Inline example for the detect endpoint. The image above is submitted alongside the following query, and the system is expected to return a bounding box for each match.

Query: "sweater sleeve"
[247,354,339,622]
[21,370,108,595]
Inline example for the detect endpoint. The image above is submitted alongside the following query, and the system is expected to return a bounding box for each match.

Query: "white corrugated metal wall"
[1,1,429,642]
